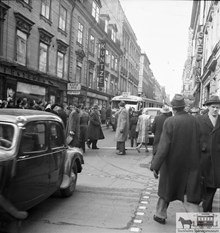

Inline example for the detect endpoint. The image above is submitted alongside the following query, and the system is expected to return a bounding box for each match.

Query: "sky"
[119,0,193,99]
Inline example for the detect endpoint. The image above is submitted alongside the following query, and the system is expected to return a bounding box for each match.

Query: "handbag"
[66,135,73,145]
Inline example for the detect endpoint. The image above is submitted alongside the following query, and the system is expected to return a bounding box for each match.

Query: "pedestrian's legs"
[183,195,202,212]
[131,137,134,147]
[136,143,142,153]
[92,140,98,149]
[81,141,85,153]
[202,187,217,212]
[118,142,125,154]
[155,197,169,219]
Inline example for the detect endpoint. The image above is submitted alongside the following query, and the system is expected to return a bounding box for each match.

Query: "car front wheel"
[60,162,78,197]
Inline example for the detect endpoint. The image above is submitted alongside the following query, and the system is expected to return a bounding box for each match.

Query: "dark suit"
[197,113,220,211]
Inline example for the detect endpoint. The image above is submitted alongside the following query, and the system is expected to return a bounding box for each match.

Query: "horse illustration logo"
[178,217,192,228]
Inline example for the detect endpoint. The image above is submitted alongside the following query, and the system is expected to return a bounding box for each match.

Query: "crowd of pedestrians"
[0,97,105,154]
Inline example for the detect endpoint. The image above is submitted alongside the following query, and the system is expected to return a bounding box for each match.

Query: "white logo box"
[176,212,220,233]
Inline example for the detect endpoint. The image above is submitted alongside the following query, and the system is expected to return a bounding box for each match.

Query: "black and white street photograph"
[0,0,220,233]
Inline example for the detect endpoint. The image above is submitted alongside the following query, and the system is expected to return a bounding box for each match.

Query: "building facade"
[0,0,73,105]
[186,0,220,107]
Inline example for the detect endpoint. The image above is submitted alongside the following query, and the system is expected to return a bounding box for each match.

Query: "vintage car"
[0,109,84,221]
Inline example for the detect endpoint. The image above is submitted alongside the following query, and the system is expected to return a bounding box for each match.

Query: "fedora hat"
[204,95,220,106]
[171,94,185,108]
[161,106,171,113]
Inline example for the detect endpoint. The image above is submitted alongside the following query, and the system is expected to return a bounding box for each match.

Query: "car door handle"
[18,155,29,159]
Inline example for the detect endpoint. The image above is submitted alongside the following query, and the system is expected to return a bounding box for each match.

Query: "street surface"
[5,125,220,233]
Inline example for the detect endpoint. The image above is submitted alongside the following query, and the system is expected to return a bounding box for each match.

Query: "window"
[50,123,64,148]
[92,1,100,23]
[89,34,95,54]
[105,50,110,66]
[39,42,48,72]
[41,0,50,19]
[115,58,118,71]
[57,52,64,78]
[88,70,93,88]
[76,61,82,83]
[104,19,108,33]
[111,29,116,42]
[77,22,83,45]
[16,30,27,65]
[59,6,67,32]
[20,123,46,153]
[111,55,115,69]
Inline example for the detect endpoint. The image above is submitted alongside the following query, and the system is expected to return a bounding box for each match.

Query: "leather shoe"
[116,152,126,155]
[153,215,166,224]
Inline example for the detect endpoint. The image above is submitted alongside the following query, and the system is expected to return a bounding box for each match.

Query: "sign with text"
[67,83,81,91]
[98,41,106,87]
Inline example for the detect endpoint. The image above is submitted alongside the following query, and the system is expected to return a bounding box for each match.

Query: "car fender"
[60,147,84,189]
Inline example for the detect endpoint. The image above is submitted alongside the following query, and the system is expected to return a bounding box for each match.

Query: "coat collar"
[203,113,220,132]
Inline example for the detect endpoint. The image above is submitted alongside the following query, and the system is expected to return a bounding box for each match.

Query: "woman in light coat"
[136,109,151,153]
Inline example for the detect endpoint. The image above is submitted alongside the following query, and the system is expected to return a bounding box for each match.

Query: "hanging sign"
[98,40,106,87]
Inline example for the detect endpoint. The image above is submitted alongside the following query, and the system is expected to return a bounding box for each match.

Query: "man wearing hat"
[197,95,220,212]
[115,101,129,155]
[150,94,202,224]
[87,104,104,149]
[151,105,172,157]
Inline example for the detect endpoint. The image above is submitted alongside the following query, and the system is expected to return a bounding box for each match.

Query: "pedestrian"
[115,101,129,155]
[129,111,138,147]
[79,104,90,153]
[106,105,112,128]
[189,107,200,116]
[135,108,151,153]
[150,94,202,224]
[151,105,172,157]
[197,95,220,212]
[100,106,107,124]
[66,104,80,147]
[87,104,104,149]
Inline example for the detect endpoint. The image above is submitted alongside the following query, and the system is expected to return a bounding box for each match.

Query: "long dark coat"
[88,110,104,140]
[66,109,80,147]
[79,111,90,142]
[197,113,220,188]
[151,113,171,155]
[129,115,138,138]
[150,111,202,203]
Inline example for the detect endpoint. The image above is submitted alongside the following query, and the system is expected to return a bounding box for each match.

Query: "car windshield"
[0,123,15,149]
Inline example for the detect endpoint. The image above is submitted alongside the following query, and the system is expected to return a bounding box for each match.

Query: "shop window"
[88,71,93,88]
[41,0,51,19]
[57,52,64,78]
[105,49,110,66]
[92,1,100,23]
[77,22,83,45]
[16,30,27,66]
[89,34,95,55]
[59,5,67,32]
[39,42,48,72]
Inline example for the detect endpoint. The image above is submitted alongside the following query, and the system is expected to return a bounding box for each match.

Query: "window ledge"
[40,14,52,26]
[16,0,32,12]
[58,27,67,37]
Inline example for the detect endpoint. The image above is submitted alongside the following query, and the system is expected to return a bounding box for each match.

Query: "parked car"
[0,109,84,221]
[143,107,162,144]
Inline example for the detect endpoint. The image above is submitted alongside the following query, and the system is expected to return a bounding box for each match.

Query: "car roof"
[0,109,63,124]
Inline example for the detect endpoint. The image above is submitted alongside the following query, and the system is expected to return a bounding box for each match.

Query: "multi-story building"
[0,0,74,105]
[100,0,141,96]
[67,0,123,107]
[188,0,220,107]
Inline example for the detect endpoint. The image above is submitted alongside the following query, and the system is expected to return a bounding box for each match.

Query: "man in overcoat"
[66,105,80,147]
[150,94,202,224]
[115,101,129,155]
[87,104,104,149]
[151,105,172,156]
[197,95,220,212]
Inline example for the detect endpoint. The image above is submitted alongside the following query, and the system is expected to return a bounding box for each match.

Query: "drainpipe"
[67,0,77,104]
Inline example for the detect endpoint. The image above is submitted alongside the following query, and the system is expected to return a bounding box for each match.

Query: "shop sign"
[98,41,106,87]
[67,83,81,91]
[17,82,46,95]
[67,90,80,95]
